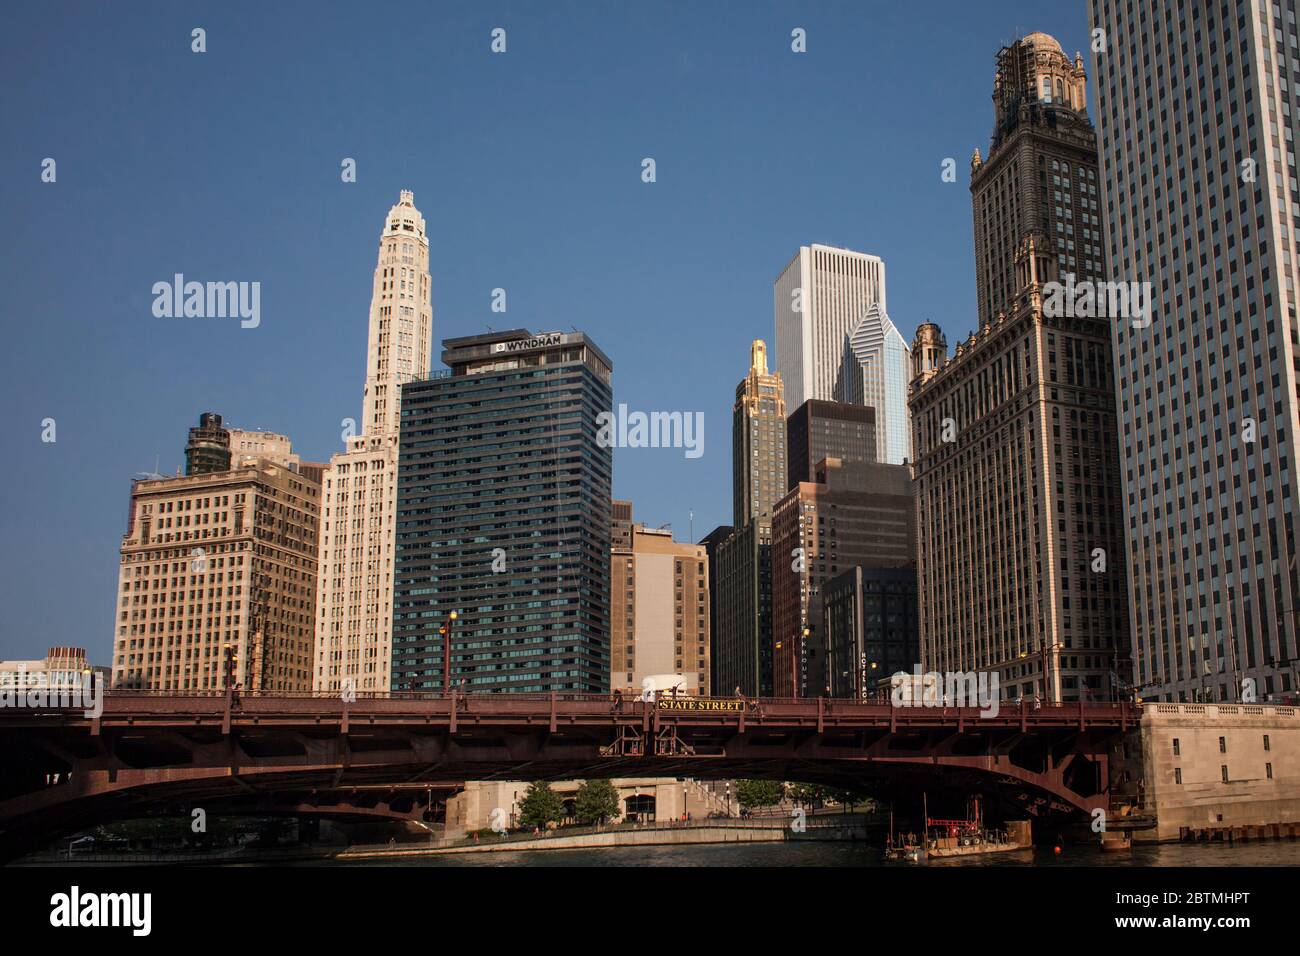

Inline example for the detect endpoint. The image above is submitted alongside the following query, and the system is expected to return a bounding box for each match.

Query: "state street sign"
[656,699,745,712]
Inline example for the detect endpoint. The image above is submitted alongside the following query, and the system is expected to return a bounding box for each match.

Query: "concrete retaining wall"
[341,822,868,858]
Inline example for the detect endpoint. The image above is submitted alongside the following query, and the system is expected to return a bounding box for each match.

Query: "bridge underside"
[0,710,1122,860]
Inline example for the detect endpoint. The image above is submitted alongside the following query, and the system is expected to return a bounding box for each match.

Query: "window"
[1221,765,1230,783]
[1174,768,1182,785]
[1219,736,1227,753]
[1172,738,1180,756]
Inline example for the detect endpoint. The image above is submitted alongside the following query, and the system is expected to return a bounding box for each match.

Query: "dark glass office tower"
[392,329,614,693]
[824,566,919,700]
[786,399,875,489]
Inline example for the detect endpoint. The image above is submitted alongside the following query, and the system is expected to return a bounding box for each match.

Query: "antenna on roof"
[134,455,167,481]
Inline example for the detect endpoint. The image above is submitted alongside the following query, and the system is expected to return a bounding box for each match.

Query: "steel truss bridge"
[0,690,1140,860]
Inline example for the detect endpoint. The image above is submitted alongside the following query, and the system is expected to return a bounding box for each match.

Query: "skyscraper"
[771,458,915,697]
[312,191,433,694]
[716,341,786,697]
[971,35,1100,325]
[824,566,919,700]
[840,304,913,465]
[786,398,875,489]
[698,523,733,694]
[716,521,774,697]
[1089,1,1300,701]
[774,244,886,407]
[732,340,787,526]
[909,32,1129,703]
[392,329,613,693]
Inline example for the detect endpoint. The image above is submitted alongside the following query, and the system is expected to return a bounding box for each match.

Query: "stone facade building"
[909,32,1129,703]
[611,518,710,696]
[111,459,319,692]
[313,191,433,695]
[1088,0,1300,703]
[716,341,786,697]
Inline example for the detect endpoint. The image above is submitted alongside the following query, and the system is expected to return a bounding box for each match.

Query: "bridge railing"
[8,690,1140,725]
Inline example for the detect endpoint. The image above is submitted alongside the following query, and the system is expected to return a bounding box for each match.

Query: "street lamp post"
[440,610,459,694]
[222,641,238,713]
[222,641,234,691]
[1040,639,1050,703]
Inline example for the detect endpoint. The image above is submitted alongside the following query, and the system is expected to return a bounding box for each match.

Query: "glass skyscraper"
[391,330,613,693]
[841,304,913,465]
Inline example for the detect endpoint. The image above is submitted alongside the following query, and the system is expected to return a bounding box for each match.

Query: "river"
[321,840,1300,867]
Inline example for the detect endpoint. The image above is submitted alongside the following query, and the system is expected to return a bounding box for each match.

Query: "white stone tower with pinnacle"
[313,191,433,693]
[362,189,433,436]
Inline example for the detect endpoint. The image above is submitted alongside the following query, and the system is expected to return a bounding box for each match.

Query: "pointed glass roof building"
[840,303,912,465]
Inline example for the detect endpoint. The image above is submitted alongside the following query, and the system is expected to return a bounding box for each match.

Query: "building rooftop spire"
[750,339,769,376]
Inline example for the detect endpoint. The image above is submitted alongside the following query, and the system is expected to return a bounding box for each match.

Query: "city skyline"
[0,0,1094,659]
[6,2,1300,898]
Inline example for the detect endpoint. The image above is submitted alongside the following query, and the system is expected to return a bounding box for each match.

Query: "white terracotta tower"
[361,190,433,437]
[313,191,433,694]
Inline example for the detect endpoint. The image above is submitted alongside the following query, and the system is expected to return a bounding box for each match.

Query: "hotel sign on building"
[492,332,567,353]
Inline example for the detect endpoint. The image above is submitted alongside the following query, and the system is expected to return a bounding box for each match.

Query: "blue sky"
[0,0,1093,660]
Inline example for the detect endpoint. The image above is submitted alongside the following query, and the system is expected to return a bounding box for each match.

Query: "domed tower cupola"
[910,323,948,385]
[990,32,1089,151]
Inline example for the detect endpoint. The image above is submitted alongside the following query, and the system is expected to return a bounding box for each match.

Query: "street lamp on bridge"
[439,610,459,694]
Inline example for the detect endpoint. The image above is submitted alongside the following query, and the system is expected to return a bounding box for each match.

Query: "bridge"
[0,691,1139,860]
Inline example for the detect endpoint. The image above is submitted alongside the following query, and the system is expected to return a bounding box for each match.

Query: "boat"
[883,807,928,862]
[886,796,1031,861]
[884,844,926,863]
[923,798,1031,858]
